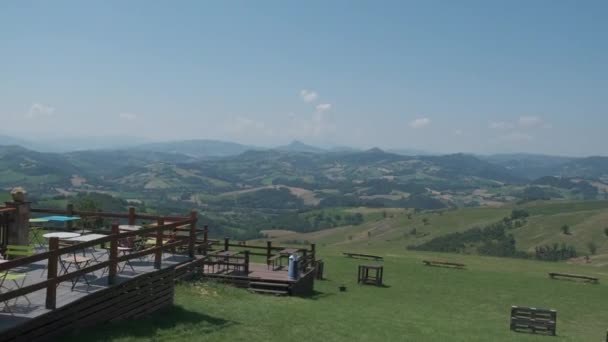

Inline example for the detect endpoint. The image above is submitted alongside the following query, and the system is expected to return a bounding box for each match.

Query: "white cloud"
[25,103,55,119]
[316,103,332,113]
[119,112,137,121]
[299,89,318,103]
[489,121,514,130]
[409,117,431,129]
[518,116,542,127]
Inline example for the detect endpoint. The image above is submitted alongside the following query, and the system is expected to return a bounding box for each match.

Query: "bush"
[604,227,608,237]
[561,225,571,235]
[588,242,598,255]
[511,209,530,220]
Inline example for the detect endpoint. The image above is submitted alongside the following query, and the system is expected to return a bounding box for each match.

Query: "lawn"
[62,249,608,342]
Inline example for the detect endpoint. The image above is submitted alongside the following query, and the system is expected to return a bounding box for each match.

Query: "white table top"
[118,225,142,231]
[0,259,8,264]
[43,232,81,239]
[65,233,108,242]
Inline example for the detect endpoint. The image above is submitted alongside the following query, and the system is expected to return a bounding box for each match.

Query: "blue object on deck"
[30,215,81,222]
[288,254,300,280]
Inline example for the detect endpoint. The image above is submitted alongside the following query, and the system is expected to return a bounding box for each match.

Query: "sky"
[0,1,607,156]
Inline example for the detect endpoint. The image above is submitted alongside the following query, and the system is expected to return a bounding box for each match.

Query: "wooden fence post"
[203,225,209,256]
[266,241,272,260]
[189,210,198,258]
[66,203,74,230]
[128,207,136,226]
[244,250,250,274]
[224,237,229,251]
[155,218,164,269]
[302,249,308,270]
[311,243,316,263]
[45,237,59,309]
[108,223,119,285]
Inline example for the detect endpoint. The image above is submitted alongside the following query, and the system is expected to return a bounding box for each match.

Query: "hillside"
[134,139,258,158]
[61,201,608,342]
[259,201,608,263]
[2,145,608,235]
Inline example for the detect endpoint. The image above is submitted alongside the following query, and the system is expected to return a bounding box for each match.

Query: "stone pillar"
[5,201,31,246]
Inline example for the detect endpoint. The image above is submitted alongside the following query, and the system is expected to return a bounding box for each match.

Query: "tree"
[410,227,417,236]
[511,209,529,220]
[407,213,413,220]
[422,217,430,225]
[604,227,608,237]
[587,242,598,255]
[561,225,570,235]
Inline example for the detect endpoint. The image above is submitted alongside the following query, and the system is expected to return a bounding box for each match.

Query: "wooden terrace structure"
[0,202,318,341]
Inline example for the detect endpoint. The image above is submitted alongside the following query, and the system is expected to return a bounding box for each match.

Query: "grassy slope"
[65,251,608,342]
[61,201,608,341]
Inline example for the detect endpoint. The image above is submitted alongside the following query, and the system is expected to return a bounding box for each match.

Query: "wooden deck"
[203,262,294,282]
[0,247,190,333]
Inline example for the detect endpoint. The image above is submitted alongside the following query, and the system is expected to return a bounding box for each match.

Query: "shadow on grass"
[61,304,237,341]
[298,290,335,300]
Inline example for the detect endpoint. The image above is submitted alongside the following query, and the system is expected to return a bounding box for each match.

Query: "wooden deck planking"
[202,262,294,282]
[0,248,190,333]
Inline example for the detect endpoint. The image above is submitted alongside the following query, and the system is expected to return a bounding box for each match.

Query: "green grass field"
[61,201,608,341]
[63,250,608,342]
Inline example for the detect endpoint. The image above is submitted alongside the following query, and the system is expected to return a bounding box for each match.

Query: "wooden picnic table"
[279,248,299,256]
[267,248,299,270]
[210,250,243,272]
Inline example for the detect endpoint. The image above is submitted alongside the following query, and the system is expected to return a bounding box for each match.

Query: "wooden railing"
[211,237,316,271]
[0,207,198,310]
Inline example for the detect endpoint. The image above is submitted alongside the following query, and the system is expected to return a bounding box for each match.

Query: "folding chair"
[58,241,92,290]
[29,226,46,249]
[0,270,32,314]
[6,245,35,260]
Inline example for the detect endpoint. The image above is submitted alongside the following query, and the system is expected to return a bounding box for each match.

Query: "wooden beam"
[45,237,59,309]
[189,210,198,258]
[155,218,164,269]
[108,223,119,285]
[128,207,136,226]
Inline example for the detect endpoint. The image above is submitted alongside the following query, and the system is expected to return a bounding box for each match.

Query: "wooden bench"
[267,254,282,270]
[423,260,465,269]
[343,252,383,261]
[510,306,556,336]
[549,272,599,284]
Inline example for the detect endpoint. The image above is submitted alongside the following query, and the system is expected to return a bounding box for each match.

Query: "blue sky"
[0,1,606,156]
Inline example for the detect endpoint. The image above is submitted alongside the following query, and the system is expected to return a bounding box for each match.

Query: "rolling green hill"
[61,201,608,342]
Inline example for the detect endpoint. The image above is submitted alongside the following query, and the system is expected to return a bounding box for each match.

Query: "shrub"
[561,225,571,235]
[588,242,598,255]
[511,209,530,220]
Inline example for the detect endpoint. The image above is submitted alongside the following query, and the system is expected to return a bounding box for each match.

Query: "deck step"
[249,288,289,296]
[250,281,290,288]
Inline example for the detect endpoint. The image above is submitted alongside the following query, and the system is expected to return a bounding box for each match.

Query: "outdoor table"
[43,232,81,240]
[274,248,299,269]
[65,234,109,262]
[118,225,142,232]
[279,248,299,256]
[211,251,240,272]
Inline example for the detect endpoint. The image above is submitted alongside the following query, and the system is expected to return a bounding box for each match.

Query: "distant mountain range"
[1,141,607,209]
[0,134,429,157]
